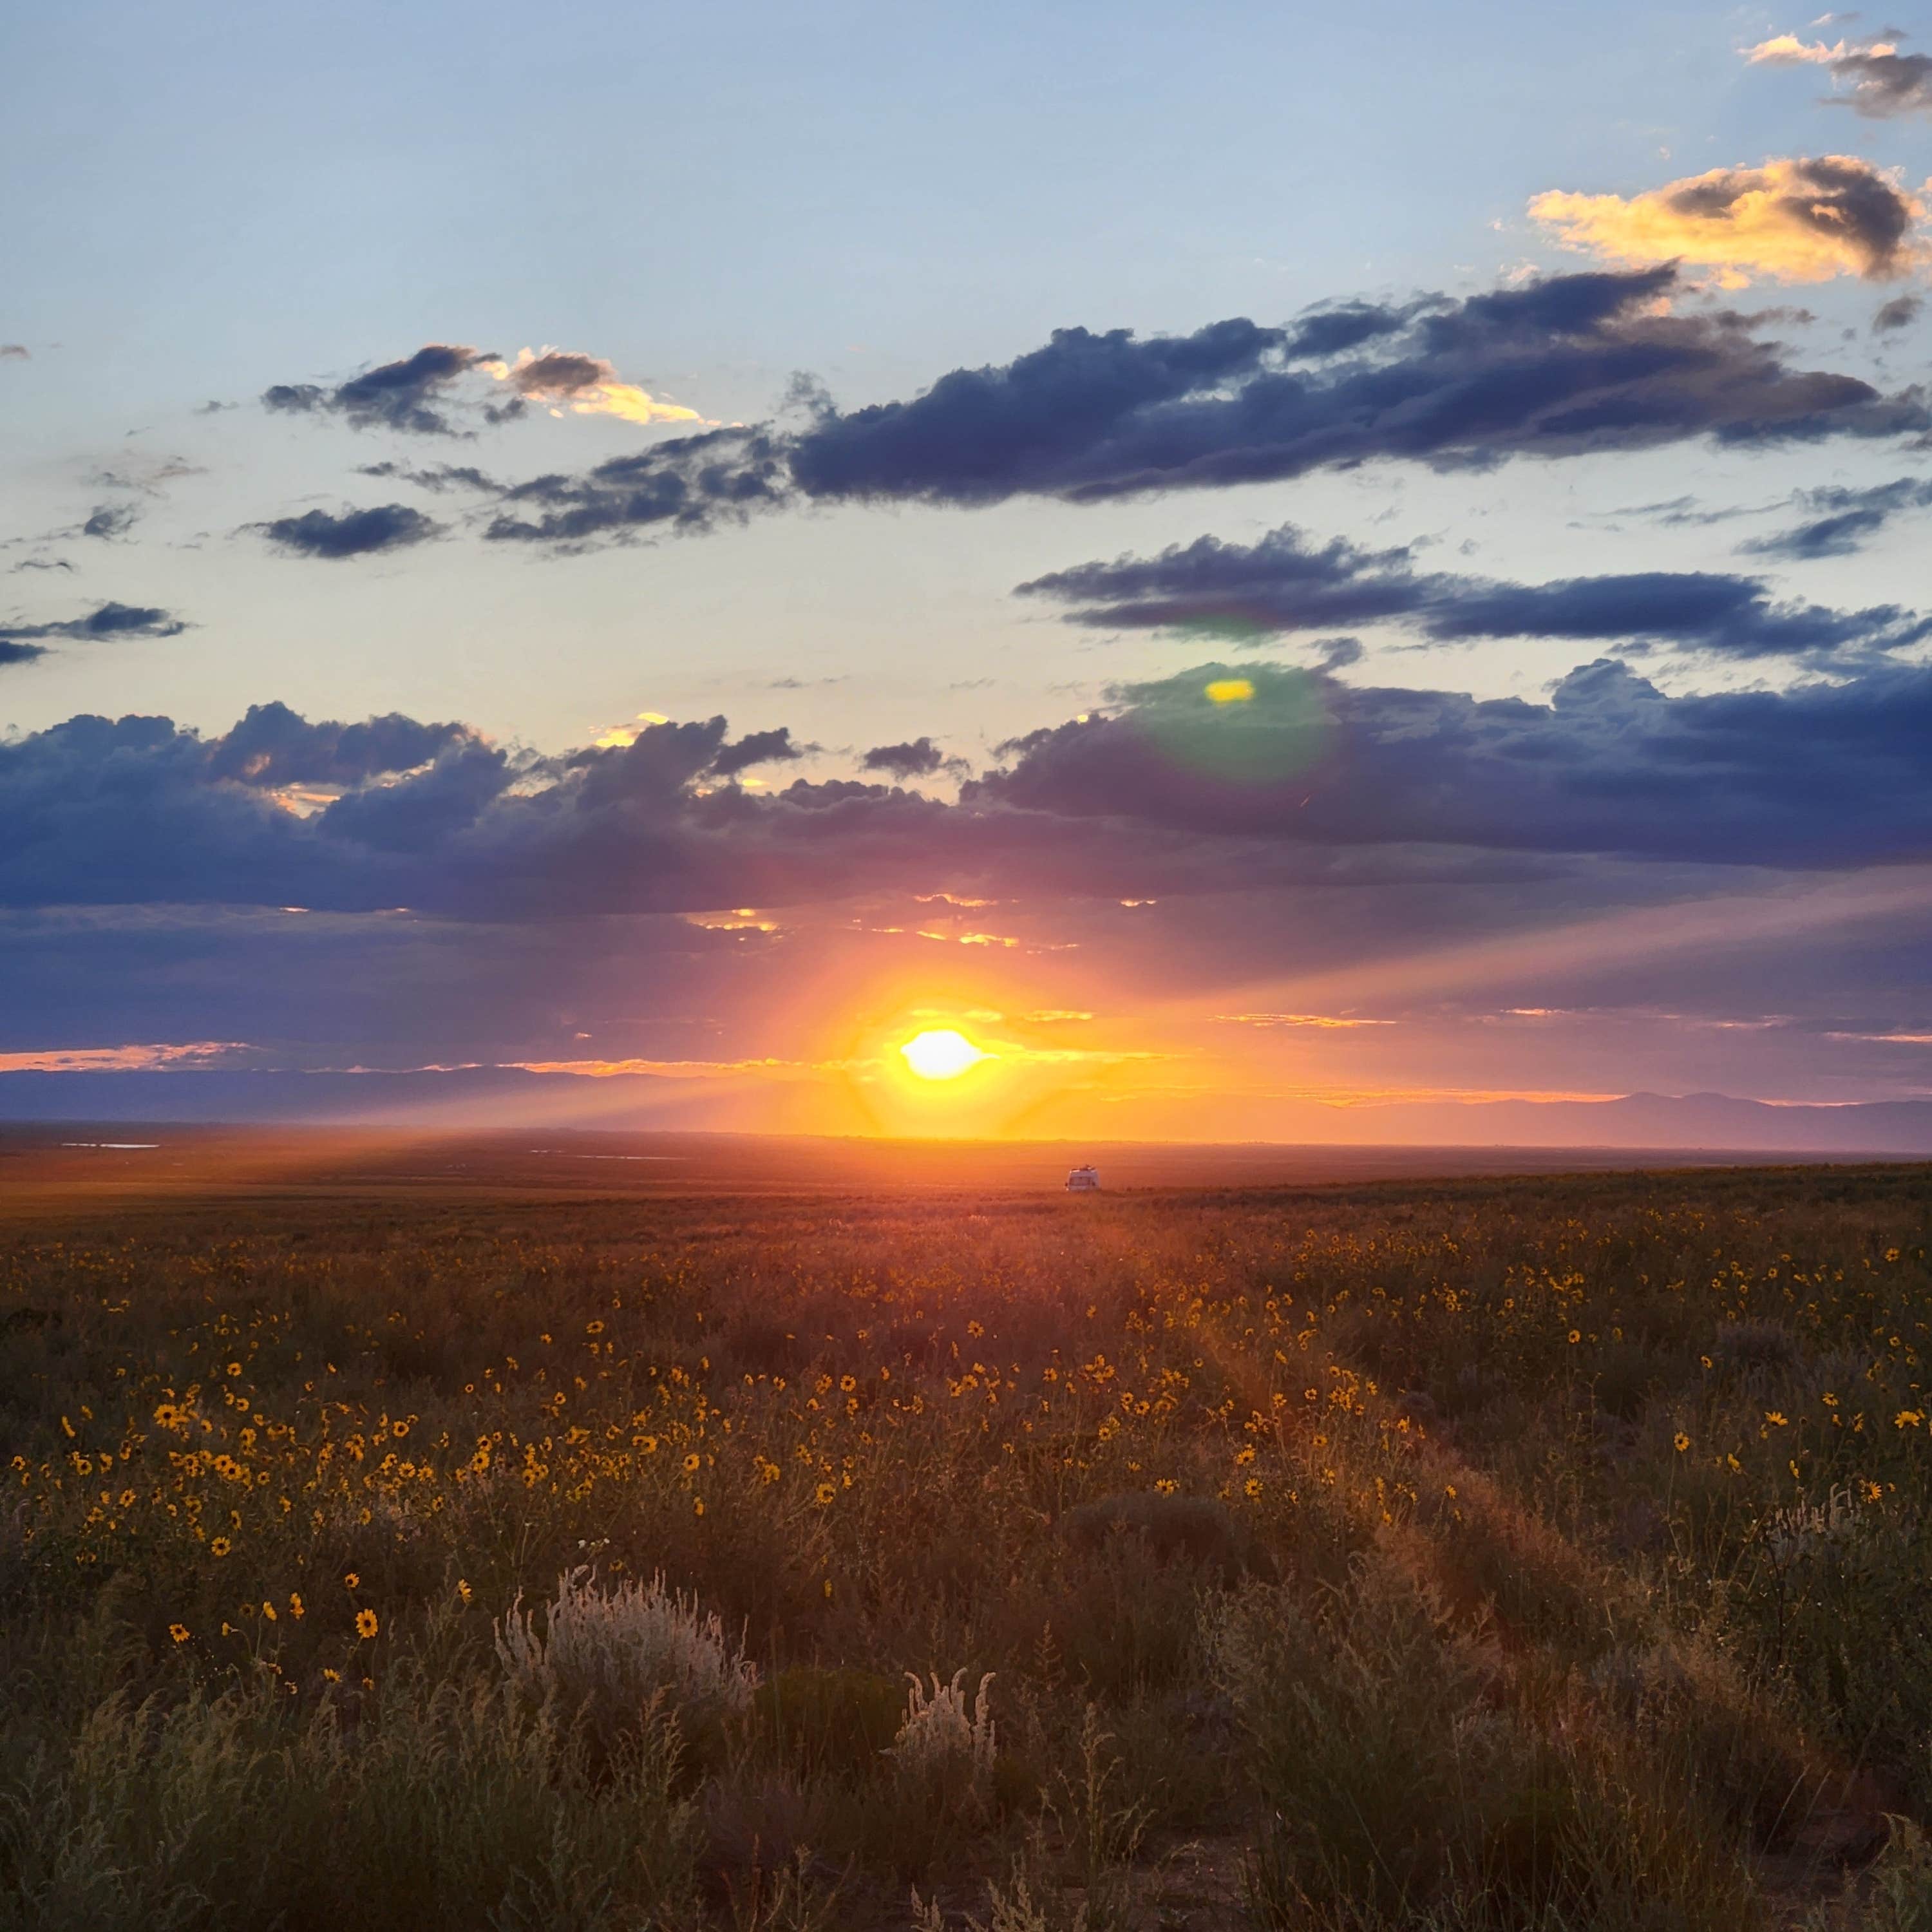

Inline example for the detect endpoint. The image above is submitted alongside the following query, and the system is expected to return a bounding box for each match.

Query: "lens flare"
[898,1029,991,1080]
[1129,663,1330,789]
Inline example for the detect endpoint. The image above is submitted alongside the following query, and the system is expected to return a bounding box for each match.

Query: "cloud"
[1874,292,1924,331]
[971,656,1932,869]
[1748,30,1932,117]
[263,344,495,436]
[482,347,706,427]
[0,1041,245,1073]
[0,601,188,651]
[1018,520,1931,660]
[85,455,204,497]
[81,505,138,540]
[708,726,803,778]
[204,701,477,788]
[480,269,1927,545]
[484,425,791,545]
[1530,156,1927,285]
[0,640,46,667]
[0,344,27,361]
[253,503,444,560]
[12,647,1932,940]
[862,737,948,778]
[1741,475,1932,557]
[357,460,502,493]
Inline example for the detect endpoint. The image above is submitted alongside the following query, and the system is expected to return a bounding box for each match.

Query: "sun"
[898,1028,992,1081]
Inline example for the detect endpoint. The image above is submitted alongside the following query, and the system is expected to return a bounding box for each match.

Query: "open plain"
[4,1148,1931,1928]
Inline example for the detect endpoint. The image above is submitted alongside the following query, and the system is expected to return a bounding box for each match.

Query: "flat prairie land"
[3,1157,1931,1929]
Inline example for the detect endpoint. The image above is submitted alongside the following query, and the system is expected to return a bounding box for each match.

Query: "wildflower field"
[4,1162,1932,1929]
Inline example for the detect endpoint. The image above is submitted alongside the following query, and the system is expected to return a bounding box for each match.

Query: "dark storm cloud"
[1873,294,1924,332]
[0,601,187,649]
[1742,476,1932,558]
[253,503,444,560]
[1019,522,1931,660]
[0,640,45,666]
[262,344,494,436]
[972,658,1932,869]
[480,269,1927,546]
[862,738,949,779]
[10,649,1932,923]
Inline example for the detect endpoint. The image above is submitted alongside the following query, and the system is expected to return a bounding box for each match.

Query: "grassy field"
[3,1161,1931,1929]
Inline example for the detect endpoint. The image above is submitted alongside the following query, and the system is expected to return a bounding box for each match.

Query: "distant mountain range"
[2,1068,1931,1153]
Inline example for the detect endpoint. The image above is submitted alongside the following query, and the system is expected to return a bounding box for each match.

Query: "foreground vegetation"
[3,1164,1931,1928]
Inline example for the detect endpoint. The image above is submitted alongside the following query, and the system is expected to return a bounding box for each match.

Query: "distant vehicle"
[1065,1164,1101,1191]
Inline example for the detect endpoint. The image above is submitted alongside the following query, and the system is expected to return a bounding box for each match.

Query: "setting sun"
[898,1028,991,1080]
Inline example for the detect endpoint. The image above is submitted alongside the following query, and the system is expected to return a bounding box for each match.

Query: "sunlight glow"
[898,1028,991,1080]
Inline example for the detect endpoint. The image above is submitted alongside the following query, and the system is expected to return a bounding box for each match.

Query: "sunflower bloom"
[355,1608,379,1639]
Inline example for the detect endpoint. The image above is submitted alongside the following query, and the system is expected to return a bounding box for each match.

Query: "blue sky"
[4,0,1932,1135]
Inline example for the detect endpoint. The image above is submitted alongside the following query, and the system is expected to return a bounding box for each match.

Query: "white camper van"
[1065,1164,1101,1192]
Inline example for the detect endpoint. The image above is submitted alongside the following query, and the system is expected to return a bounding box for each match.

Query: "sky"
[5,0,1932,1141]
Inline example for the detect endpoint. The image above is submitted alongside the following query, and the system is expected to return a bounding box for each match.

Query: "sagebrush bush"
[495,1566,757,1746]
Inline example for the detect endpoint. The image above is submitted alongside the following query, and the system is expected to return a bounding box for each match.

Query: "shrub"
[891,1669,997,1786]
[495,1566,758,1746]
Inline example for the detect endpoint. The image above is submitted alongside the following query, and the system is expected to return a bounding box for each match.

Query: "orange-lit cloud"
[0,1041,247,1072]
[507,1055,827,1081]
[1530,156,1927,285]
[594,710,670,748]
[1213,1012,1394,1029]
[482,348,708,427]
[1746,31,1932,119]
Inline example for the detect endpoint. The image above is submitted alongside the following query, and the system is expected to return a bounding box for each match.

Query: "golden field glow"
[898,1028,991,1080]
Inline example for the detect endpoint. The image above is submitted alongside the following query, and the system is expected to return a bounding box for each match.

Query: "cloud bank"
[10,646,1932,933]
[481,268,1927,546]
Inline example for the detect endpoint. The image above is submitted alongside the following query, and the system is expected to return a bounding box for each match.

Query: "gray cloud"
[1018,522,1932,661]
[862,737,949,778]
[10,647,1932,931]
[0,602,188,658]
[81,505,139,540]
[480,269,1928,548]
[253,503,444,560]
[263,344,495,437]
[1741,475,1932,558]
